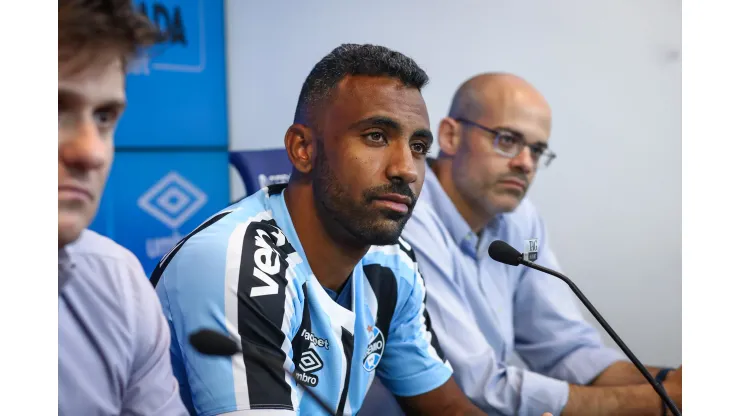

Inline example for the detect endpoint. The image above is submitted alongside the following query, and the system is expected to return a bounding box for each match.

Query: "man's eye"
[530,146,546,157]
[411,143,429,155]
[365,132,386,143]
[498,135,517,145]
[93,109,118,128]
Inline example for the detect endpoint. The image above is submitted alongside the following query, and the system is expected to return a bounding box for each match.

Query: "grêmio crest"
[363,326,385,372]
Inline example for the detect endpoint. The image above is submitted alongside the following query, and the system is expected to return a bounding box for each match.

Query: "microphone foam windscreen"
[189,329,241,356]
[488,240,522,266]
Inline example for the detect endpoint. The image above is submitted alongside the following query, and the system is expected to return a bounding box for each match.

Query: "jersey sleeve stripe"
[415,268,449,366]
[232,213,299,410]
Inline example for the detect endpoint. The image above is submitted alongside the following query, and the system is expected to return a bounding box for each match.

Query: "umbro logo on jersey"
[299,350,324,373]
[363,326,385,372]
[294,350,323,387]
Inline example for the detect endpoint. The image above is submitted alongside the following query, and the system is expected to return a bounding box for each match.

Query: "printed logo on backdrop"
[128,0,206,75]
[137,171,208,259]
[523,238,539,262]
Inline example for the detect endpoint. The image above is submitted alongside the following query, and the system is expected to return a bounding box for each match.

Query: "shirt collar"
[58,243,76,293]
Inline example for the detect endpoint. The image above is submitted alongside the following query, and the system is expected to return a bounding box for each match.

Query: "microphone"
[188,329,336,415]
[488,240,681,416]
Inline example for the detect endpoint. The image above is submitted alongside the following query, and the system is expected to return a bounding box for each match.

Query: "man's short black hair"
[293,43,429,125]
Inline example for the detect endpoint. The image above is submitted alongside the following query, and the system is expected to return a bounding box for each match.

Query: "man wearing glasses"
[385,73,682,415]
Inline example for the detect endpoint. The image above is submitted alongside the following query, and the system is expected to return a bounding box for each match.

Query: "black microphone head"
[488,240,523,266]
[189,329,241,356]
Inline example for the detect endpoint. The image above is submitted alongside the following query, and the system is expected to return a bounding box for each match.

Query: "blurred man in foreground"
[58,1,187,414]
[151,44,496,415]
[373,73,682,415]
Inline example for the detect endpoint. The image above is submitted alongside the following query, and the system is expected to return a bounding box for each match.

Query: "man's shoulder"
[159,188,306,286]
[64,230,153,317]
[69,229,141,269]
[179,189,286,249]
[363,238,419,289]
[67,230,148,293]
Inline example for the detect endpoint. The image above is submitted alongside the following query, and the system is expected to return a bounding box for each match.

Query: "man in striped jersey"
[151,44,488,415]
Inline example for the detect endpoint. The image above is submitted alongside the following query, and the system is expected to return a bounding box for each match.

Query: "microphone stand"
[521,258,681,416]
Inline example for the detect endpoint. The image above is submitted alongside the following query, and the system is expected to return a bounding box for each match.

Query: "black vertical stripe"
[238,220,295,409]
[422,305,446,361]
[150,210,233,287]
[291,283,312,368]
[401,240,448,360]
[417,268,447,361]
[336,328,354,416]
[363,264,398,342]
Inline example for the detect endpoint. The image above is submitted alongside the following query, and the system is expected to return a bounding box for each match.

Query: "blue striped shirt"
[152,184,453,415]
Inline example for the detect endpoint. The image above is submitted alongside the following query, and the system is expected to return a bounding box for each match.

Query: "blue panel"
[90,151,230,275]
[230,149,293,196]
[115,0,227,148]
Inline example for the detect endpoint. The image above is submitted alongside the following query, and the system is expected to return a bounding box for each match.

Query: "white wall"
[226,0,681,366]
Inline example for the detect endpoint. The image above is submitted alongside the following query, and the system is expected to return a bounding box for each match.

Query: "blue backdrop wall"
[90,0,229,275]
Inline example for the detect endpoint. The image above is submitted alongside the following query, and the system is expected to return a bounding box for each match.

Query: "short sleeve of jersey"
[154,206,303,416]
[374,239,453,397]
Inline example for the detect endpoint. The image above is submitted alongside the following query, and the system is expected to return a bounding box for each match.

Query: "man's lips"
[59,184,93,201]
[498,178,527,190]
[372,193,412,214]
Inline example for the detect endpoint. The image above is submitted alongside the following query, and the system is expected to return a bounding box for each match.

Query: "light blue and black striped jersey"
[151,184,453,416]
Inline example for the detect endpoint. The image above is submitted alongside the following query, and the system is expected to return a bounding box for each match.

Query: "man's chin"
[58,213,90,248]
[365,218,408,246]
[490,194,524,214]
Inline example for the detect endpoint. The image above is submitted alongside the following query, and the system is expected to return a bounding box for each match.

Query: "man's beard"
[312,144,417,246]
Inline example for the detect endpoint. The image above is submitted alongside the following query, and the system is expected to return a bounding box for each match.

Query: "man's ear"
[284,124,315,174]
[438,117,462,156]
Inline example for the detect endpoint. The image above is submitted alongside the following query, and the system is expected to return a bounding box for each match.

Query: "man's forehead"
[329,75,429,123]
[59,57,126,104]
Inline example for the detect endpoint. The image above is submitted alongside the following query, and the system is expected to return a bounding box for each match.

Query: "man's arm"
[512,214,682,414]
[396,378,485,416]
[122,256,188,415]
[590,362,668,387]
[564,366,682,415]
[562,375,681,416]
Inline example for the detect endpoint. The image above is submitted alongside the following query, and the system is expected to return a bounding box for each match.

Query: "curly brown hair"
[59,0,165,71]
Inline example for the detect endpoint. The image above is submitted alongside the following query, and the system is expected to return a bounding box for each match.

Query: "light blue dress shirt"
[59,229,187,416]
[400,167,624,415]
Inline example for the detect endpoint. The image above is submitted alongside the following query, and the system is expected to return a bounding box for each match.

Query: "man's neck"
[284,183,368,292]
[431,159,494,234]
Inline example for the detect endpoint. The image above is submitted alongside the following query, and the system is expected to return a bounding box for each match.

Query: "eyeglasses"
[455,118,557,167]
